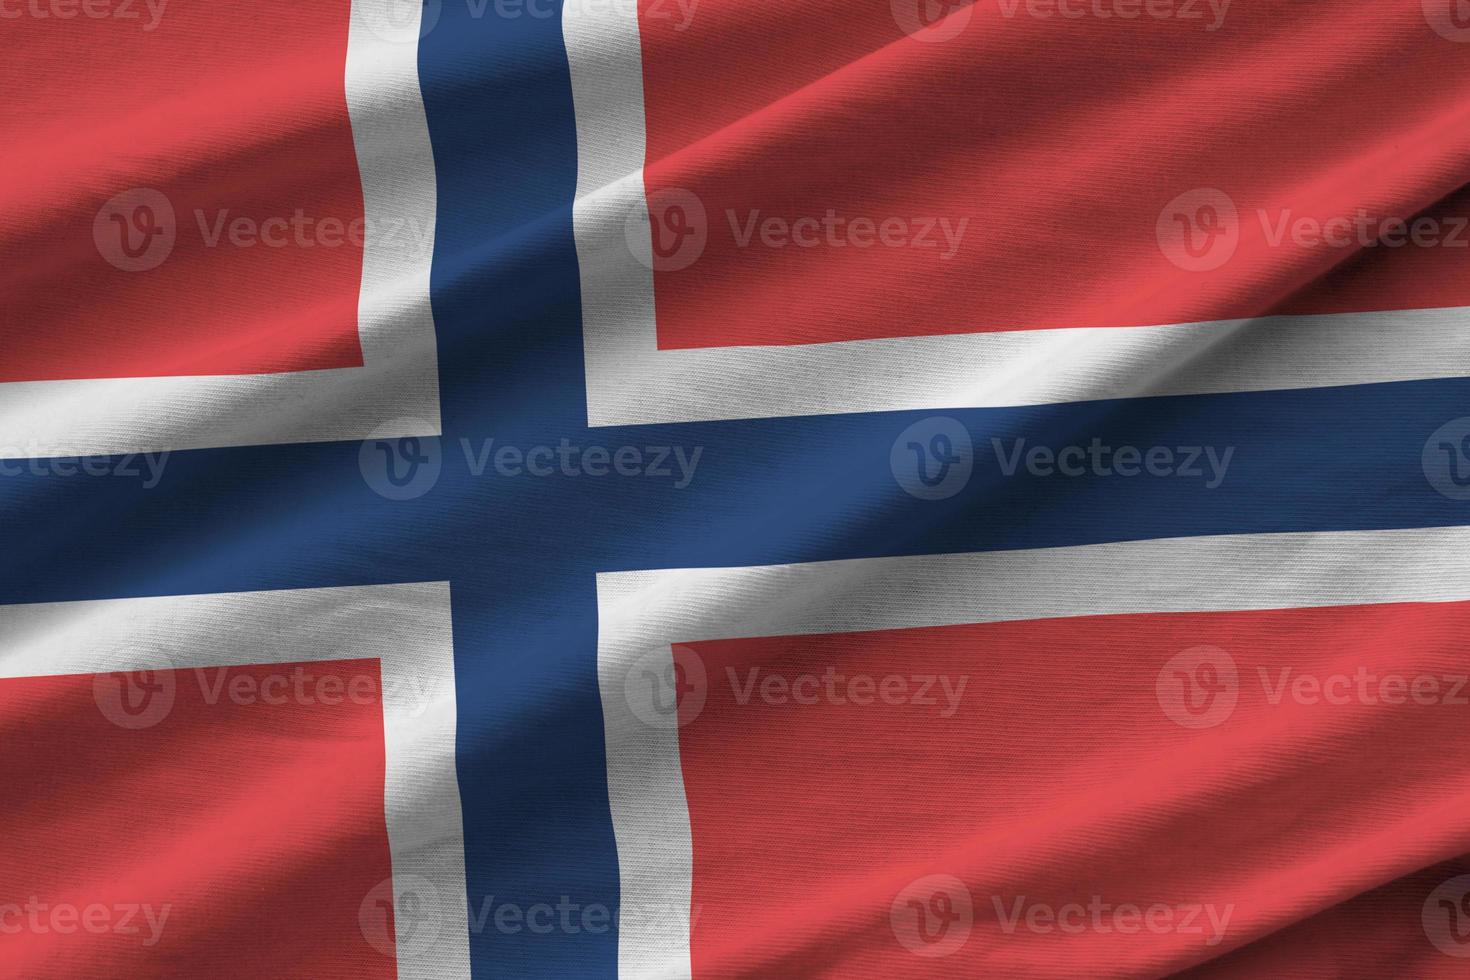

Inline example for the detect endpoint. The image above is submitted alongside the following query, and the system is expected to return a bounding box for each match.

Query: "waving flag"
[4,0,1470,977]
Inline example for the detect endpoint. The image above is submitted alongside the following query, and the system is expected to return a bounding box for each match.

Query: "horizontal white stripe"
[0,0,440,459]
[0,581,468,980]
[597,524,1470,977]
[584,299,1470,426]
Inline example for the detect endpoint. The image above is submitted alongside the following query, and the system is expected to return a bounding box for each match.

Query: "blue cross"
[2,4,1467,976]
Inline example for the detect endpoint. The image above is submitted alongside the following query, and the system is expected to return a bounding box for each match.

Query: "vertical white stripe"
[596,583,695,980]
[343,7,459,974]
[344,0,443,440]
[375,582,472,980]
[565,0,662,431]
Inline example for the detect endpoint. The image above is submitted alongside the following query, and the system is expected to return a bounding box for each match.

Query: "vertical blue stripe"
[418,1,622,975]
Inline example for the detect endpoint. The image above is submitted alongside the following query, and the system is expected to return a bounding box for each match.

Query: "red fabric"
[678,601,1470,977]
[0,0,364,382]
[0,661,395,978]
[641,0,1470,348]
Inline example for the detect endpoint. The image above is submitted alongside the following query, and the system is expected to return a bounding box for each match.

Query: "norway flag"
[5,0,1470,977]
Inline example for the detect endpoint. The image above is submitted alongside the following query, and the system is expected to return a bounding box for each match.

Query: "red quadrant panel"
[0,0,365,382]
[676,601,1470,978]
[639,1,1470,349]
[0,660,396,978]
